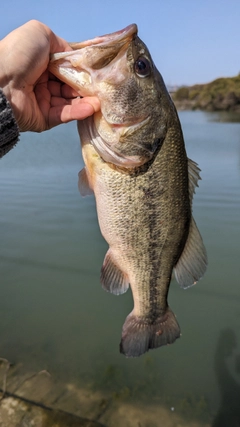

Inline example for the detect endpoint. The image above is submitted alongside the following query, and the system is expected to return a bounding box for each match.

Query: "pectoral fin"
[174,217,207,289]
[101,250,129,295]
[78,168,94,196]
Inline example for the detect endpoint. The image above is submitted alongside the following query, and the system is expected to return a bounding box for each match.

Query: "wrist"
[0,42,14,107]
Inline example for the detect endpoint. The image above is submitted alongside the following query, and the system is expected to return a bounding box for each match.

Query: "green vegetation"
[172,74,240,112]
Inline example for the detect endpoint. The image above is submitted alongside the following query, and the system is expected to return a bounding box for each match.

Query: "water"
[0,111,239,425]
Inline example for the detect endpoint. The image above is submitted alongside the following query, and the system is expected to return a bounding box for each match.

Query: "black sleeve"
[0,88,19,158]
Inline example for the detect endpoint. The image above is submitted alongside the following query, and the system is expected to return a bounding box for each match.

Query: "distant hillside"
[172,75,240,112]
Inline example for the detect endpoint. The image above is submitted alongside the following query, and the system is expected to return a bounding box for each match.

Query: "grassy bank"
[172,75,240,112]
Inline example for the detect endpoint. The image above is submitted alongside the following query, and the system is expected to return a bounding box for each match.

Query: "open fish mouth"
[49,24,138,95]
[49,23,156,167]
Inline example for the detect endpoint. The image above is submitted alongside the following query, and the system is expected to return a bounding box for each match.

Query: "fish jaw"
[49,24,164,168]
[49,24,137,96]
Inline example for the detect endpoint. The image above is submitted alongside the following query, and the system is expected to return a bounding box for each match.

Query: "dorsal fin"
[188,158,201,206]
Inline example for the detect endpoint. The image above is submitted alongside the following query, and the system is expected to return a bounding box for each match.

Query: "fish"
[49,24,207,357]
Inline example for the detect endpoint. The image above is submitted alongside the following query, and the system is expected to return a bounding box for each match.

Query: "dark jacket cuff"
[0,88,19,158]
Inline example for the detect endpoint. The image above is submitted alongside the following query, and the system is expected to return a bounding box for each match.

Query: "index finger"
[48,80,80,98]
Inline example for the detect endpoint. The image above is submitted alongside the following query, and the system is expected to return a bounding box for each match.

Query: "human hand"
[0,20,100,132]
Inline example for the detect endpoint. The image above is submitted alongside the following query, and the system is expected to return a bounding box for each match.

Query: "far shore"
[171,75,240,114]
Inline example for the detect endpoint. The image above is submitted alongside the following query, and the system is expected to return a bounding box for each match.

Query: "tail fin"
[120,307,180,357]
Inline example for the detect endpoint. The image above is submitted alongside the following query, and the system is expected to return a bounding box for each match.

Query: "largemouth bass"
[49,24,207,357]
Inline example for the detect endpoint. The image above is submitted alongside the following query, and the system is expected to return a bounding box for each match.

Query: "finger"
[61,103,98,122]
[47,81,64,98]
[50,96,68,107]
[48,81,80,98]
[61,84,81,99]
[48,97,101,128]
[50,33,73,53]
[50,95,100,109]
[31,20,72,53]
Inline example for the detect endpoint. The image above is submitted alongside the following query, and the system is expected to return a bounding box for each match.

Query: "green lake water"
[0,110,240,425]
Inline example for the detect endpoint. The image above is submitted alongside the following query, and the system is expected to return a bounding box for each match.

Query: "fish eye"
[134,57,151,78]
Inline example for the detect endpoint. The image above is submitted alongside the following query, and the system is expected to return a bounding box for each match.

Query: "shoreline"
[0,361,212,427]
[171,74,240,114]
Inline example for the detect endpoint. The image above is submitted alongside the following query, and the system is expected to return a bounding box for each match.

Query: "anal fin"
[101,250,129,295]
[174,217,207,289]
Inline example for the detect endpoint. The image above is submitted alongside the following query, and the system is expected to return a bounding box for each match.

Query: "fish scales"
[49,24,207,357]
[82,116,191,356]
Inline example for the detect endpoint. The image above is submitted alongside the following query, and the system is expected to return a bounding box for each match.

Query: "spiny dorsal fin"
[174,217,207,289]
[188,158,201,206]
[101,250,129,295]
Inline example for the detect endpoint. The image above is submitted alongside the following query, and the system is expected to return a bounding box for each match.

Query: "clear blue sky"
[1,0,239,86]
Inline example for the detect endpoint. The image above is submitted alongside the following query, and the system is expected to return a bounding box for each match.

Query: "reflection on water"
[206,110,240,123]
[0,112,240,425]
[213,329,240,427]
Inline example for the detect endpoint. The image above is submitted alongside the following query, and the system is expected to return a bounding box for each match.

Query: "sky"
[1,0,240,86]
